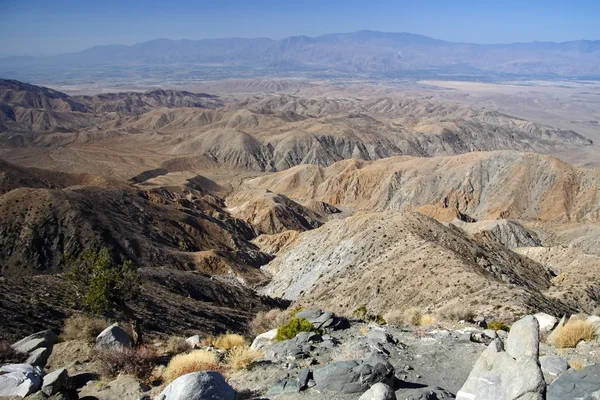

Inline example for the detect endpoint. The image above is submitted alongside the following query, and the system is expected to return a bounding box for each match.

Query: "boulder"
[266,378,300,396]
[298,369,311,390]
[0,364,44,398]
[264,331,322,360]
[547,363,600,400]
[26,347,51,368]
[533,312,558,333]
[470,330,497,345]
[95,323,132,350]
[12,330,58,354]
[157,371,236,400]
[185,335,200,348]
[456,315,545,400]
[539,355,569,383]
[250,329,278,351]
[358,382,396,400]
[313,356,395,394]
[505,315,539,360]
[295,309,349,330]
[42,368,68,396]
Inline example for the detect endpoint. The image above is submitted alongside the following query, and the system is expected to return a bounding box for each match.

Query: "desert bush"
[420,314,437,326]
[383,310,404,326]
[164,350,223,383]
[250,309,287,336]
[226,345,262,371]
[330,341,371,362]
[165,336,191,355]
[352,306,386,325]
[549,320,596,348]
[353,306,368,320]
[0,339,26,364]
[202,333,247,350]
[440,308,475,322]
[403,307,423,326]
[61,314,109,343]
[276,318,315,341]
[487,321,511,332]
[569,359,586,370]
[95,346,157,380]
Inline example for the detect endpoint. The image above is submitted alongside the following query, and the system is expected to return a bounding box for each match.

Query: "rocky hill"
[245,151,600,223]
[260,211,574,319]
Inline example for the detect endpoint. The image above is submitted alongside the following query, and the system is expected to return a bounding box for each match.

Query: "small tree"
[65,248,143,345]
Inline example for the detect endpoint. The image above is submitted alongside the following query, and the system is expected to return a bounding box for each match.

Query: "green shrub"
[353,306,368,320]
[353,306,386,325]
[276,318,315,341]
[488,321,511,332]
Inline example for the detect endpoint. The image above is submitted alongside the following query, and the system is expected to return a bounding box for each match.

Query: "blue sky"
[1,0,599,56]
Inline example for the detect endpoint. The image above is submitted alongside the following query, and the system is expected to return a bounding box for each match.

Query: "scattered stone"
[185,335,200,348]
[539,355,569,383]
[358,382,396,400]
[313,355,395,394]
[456,315,545,400]
[12,330,58,354]
[547,363,600,400]
[396,385,456,399]
[26,347,51,368]
[295,309,349,331]
[533,312,558,333]
[41,368,68,396]
[0,364,44,398]
[474,318,487,329]
[157,371,236,400]
[297,368,311,390]
[250,328,278,351]
[95,323,132,350]
[264,331,323,360]
[470,329,497,345]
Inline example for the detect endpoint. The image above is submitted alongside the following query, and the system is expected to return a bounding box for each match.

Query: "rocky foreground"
[2,310,600,399]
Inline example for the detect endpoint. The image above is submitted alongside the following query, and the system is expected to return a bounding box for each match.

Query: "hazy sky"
[1,0,599,57]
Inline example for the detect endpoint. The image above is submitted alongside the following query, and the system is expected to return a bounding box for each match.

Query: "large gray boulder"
[547,363,600,400]
[359,382,396,400]
[25,347,51,368]
[0,364,44,398]
[456,315,545,400]
[41,368,68,396]
[313,356,395,394]
[12,330,58,354]
[95,323,132,350]
[156,371,236,400]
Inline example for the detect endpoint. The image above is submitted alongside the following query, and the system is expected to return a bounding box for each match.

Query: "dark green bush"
[276,318,315,341]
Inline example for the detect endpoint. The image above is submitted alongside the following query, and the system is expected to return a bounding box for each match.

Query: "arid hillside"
[245,151,600,223]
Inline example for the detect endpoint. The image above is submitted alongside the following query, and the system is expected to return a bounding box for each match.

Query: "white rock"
[533,312,558,333]
[42,368,68,396]
[185,335,201,348]
[95,323,132,350]
[250,328,278,350]
[586,315,600,336]
[0,364,44,398]
[358,382,396,400]
[157,371,236,400]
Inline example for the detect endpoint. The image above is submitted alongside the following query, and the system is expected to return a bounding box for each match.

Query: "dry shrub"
[165,336,191,355]
[210,333,247,350]
[95,346,157,381]
[420,314,437,326]
[164,350,223,383]
[250,309,287,336]
[226,345,262,371]
[383,310,404,326]
[403,307,423,326]
[440,308,475,322]
[359,326,369,336]
[62,315,109,343]
[549,320,597,348]
[569,359,586,370]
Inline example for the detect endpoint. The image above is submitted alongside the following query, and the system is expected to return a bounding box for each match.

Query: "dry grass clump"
[569,359,587,370]
[403,307,423,325]
[420,314,437,326]
[383,310,404,326]
[95,346,157,380]
[226,345,262,371]
[164,350,223,383]
[61,315,109,343]
[548,320,597,348]
[250,309,288,336]
[202,333,247,350]
[165,336,191,355]
[440,308,475,322]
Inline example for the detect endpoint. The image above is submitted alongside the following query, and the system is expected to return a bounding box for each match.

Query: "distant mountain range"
[2,30,600,78]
